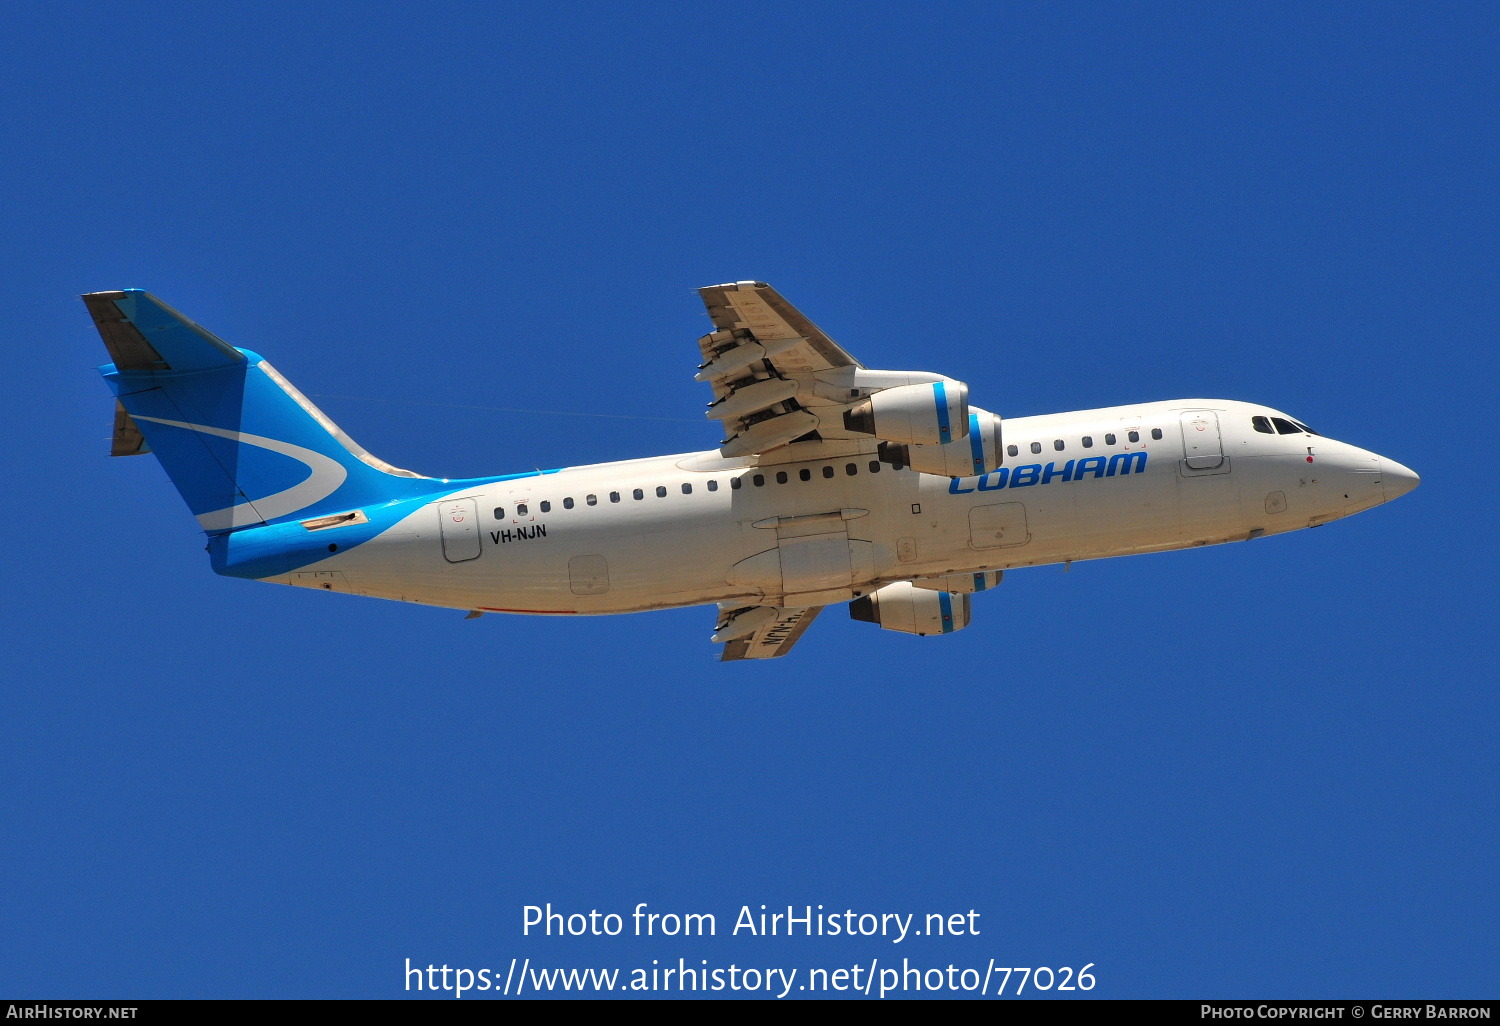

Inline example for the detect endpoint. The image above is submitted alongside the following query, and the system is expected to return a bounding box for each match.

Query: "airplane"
[87,281,1418,661]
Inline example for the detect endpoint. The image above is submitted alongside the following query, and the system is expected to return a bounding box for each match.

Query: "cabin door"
[438,498,482,562]
[1180,411,1225,470]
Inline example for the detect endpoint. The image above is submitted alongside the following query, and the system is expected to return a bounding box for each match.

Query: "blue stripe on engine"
[968,413,983,473]
[938,590,954,633]
[933,381,951,442]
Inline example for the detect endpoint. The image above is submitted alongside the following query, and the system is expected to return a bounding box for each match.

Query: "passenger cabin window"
[776,471,788,484]
[1082,436,1093,448]
[516,503,528,516]
[655,485,667,497]
[632,488,644,500]
[753,474,765,487]
[1053,439,1065,451]
[731,477,742,489]
[1105,433,1117,445]
[822,466,834,479]
[1030,442,1042,454]
[563,497,574,509]
[681,483,692,495]
[1151,428,1163,440]
[707,479,718,492]
[1128,430,1140,443]
[1007,444,1018,457]
[846,463,858,476]
[800,468,811,481]
[609,491,620,503]
[868,461,881,473]
[1273,417,1304,435]
[539,501,551,513]
[586,494,597,506]
[493,506,504,519]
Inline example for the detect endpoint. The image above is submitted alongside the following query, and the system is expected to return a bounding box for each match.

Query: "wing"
[694,281,1006,476]
[714,604,823,661]
[696,281,879,464]
[698,281,861,376]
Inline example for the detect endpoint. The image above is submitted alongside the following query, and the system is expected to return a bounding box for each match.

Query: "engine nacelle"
[879,408,1003,478]
[843,380,969,447]
[848,581,971,636]
[911,570,1002,593]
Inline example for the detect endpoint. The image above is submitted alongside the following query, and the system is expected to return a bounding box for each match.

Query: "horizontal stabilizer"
[110,401,150,456]
[84,290,244,373]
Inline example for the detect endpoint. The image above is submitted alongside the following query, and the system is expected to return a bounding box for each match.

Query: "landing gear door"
[777,530,852,595]
[969,503,1029,548]
[438,498,482,562]
[1180,411,1224,470]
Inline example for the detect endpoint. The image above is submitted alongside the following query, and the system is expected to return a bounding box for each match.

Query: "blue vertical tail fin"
[87,290,433,533]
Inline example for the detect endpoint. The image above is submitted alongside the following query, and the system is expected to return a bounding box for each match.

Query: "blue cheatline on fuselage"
[947,452,1148,494]
[205,469,560,580]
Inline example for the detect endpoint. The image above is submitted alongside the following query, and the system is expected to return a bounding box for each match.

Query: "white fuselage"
[272,399,1414,616]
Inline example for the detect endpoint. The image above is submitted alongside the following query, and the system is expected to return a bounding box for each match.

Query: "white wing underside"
[716,605,823,662]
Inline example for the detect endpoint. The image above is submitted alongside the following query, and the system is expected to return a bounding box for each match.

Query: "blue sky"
[2,1,1495,999]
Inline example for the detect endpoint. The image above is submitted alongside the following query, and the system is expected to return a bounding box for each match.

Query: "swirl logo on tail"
[134,416,348,531]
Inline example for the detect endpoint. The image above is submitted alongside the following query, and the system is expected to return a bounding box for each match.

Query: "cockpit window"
[1252,416,1274,434]
[1292,420,1319,436]
[1272,417,1304,435]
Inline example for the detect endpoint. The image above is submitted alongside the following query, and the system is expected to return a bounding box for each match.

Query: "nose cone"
[1382,458,1420,502]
